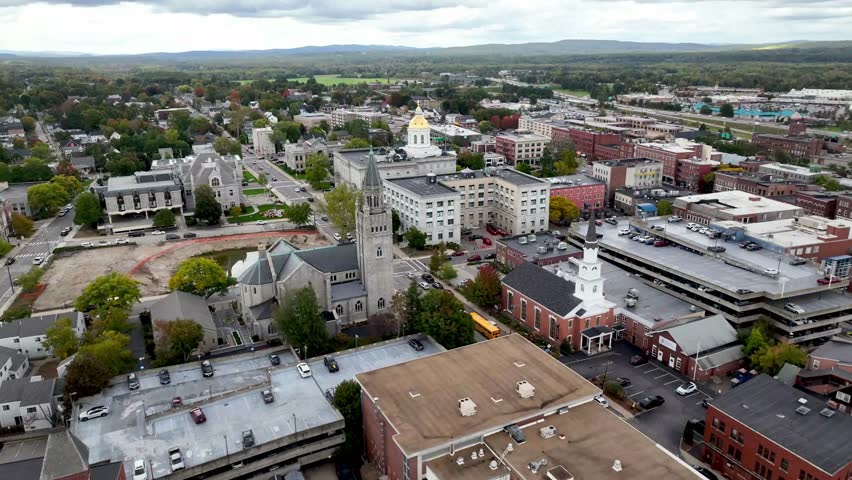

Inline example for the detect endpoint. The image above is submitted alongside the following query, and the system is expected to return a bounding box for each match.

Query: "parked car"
[785,303,805,314]
[159,369,171,385]
[629,355,648,366]
[817,277,838,285]
[324,355,339,372]
[639,395,665,409]
[615,377,631,387]
[594,219,602,226]
[60,227,71,236]
[432,282,445,290]
[78,405,110,421]
[452,250,466,256]
[297,362,312,378]
[115,238,129,245]
[667,216,682,223]
[183,232,197,238]
[417,281,431,290]
[604,217,618,225]
[789,257,806,266]
[763,268,779,276]
[736,288,752,295]
[132,459,148,480]
[693,466,718,480]
[738,241,751,248]
[4,257,14,265]
[168,447,184,472]
[333,233,341,241]
[128,231,145,237]
[745,243,762,251]
[421,273,434,282]
[262,389,274,404]
[171,397,183,407]
[201,360,214,377]
[618,228,632,236]
[485,252,497,260]
[653,240,668,247]
[127,373,140,390]
[242,429,255,448]
[651,225,664,231]
[593,394,609,407]
[269,353,280,365]
[189,407,207,424]
[707,246,726,253]
[676,382,698,396]
[467,254,482,262]
[151,230,165,235]
[32,256,44,265]
[408,338,425,351]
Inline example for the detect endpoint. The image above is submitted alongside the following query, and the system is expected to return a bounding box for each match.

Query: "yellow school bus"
[470,312,501,339]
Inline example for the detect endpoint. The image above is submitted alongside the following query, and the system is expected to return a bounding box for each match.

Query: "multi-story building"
[796,191,840,218]
[0,377,57,432]
[495,132,550,165]
[0,346,28,388]
[590,158,664,202]
[0,181,39,218]
[702,375,852,480]
[496,231,582,270]
[752,121,824,158]
[293,112,332,129]
[470,137,496,153]
[713,172,805,198]
[757,162,831,183]
[551,127,621,156]
[440,168,551,235]
[548,174,606,211]
[357,333,702,480]
[282,138,339,173]
[429,124,481,146]
[613,187,685,216]
[384,173,461,245]
[633,141,718,188]
[330,108,389,129]
[672,190,804,225]
[152,152,243,214]
[712,215,852,262]
[251,126,275,157]
[96,171,184,233]
[837,194,852,220]
[677,157,717,191]
[0,312,86,360]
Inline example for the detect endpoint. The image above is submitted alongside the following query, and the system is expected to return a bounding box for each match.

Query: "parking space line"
[664,379,680,386]
[653,373,670,379]
[640,366,659,373]
[628,390,645,398]
[684,391,701,398]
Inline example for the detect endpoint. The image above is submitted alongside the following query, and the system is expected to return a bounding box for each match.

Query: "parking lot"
[566,342,714,454]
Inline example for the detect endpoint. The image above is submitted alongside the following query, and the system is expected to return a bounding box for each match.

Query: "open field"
[555,89,590,97]
[33,232,330,310]
[289,74,395,85]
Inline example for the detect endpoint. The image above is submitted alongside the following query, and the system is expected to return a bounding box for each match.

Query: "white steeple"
[574,211,604,304]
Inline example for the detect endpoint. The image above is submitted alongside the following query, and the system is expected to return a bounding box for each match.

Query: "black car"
[469,234,482,240]
[629,355,648,366]
[128,231,145,237]
[165,233,180,240]
[692,466,718,480]
[707,246,726,253]
[736,288,753,295]
[4,257,14,265]
[615,377,631,387]
[421,273,434,283]
[323,355,339,372]
[269,354,280,366]
[408,339,425,351]
[431,282,444,290]
[242,430,255,448]
[745,243,762,251]
[639,395,665,409]
[738,241,752,248]
[159,369,171,385]
[201,360,214,377]
[484,253,496,260]
[183,232,197,238]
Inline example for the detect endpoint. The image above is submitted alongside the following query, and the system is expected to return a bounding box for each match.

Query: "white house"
[0,346,28,388]
[0,312,86,360]
[0,377,57,431]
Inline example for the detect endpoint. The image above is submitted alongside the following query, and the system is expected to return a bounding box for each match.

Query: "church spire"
[361,147,384,213]
[585,210,599,248]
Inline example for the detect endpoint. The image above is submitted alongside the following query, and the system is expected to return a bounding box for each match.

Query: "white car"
[297,362,312,378]
[405,272,416,279]
[97,240,110,247]
[676,382,698,396]
[32,256,44,265]
[418,281,431,290]
[151,230,165,235]
[115,238,129,245]
[132,459,148,480]
[763,268,779,276]
[785,303,805,314]
[333,233,341,241]
[81,242,93,248]
[256,220,268,225]
[618,228,631,236]
[78,405,110,421]
[593,394,609,407]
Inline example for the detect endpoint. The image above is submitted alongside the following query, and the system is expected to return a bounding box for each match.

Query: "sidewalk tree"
[304,152,329,189]
[0,239,11,257]
[17,267,44,291]
[11,213,34,237]
[404,227,427,250]
[412,290,473,349]
[75,272,141,321]
[333,379,363,460]
[78,331,136,376]
[153,319,204,365]
[320,184,358,236]
[74,192,102,225]
[287,202,312,226]
[274,284,328,355]
[52,174,83,197]
[65,352,113,398]
[152,209,176,227]
[44,317,79,360]
[169,257,229,298]
[194,184,222,224]
[27,182,70,218]
[549,196,580,224]
[438,262,458,281]
[460,264,501,307]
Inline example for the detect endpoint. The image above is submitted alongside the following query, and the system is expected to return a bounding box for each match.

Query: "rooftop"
[674,190,803,217]
[436,167,547,187]
[430,124,480,137]
[636,142,695,154]
[72,337,441,479]
[810,339,852,364]
[356,334,599,456]
[713,216,852,248]
[711,374,852,475]
[547,173,605,187]
[386,175,461,198]
[502,262,582,316]
[497,132,550,142]
[596,157,664,168]
[498,231,582,264]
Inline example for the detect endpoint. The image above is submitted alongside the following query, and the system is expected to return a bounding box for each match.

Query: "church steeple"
[361,147,385,213]
[574,210,604,304]
[585,210,599,249]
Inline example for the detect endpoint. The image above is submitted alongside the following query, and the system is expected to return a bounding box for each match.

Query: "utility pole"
[693,340,701,381]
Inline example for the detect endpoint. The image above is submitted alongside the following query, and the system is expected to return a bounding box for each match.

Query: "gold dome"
[408,106,430,129]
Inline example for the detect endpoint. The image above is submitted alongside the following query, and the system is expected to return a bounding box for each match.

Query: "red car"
[595,220,602,226]
[653,240,668,247]
[482,237,492,246]
[189,407,207,424]
[452,251,466,257]
[817,277,839,285]
[171,397,183,408]
[467,255,482,262]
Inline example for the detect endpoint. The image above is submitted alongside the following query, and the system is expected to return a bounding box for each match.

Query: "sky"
[0,0,850,55]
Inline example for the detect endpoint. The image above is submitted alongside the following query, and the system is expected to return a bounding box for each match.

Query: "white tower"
[574,212,605,304]
[356,148,394,316]
[403,106,441,159]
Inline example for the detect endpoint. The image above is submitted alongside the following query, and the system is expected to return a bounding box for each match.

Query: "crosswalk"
[16,252,51,259]
[24,240,58,247]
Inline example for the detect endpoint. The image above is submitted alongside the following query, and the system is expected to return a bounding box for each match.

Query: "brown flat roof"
[356,334,599,455]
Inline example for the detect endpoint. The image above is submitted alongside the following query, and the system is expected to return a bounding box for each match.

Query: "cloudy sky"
[0,0,850,55]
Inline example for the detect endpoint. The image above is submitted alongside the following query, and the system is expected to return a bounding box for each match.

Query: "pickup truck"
[168,447,185,471]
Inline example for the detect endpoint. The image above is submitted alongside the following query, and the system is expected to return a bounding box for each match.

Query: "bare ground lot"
[34,232,330,311]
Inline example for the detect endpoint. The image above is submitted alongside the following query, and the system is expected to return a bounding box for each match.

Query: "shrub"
[603,381,626,400]
[1,305,32,322]
[559,338,573,356]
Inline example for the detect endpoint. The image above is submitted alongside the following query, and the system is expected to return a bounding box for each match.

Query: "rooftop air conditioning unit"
[539,425,557,439]
[517,380,535,399]
[519,237,528,245]
[625,298,637,308]
[537,246,547,254]
[626,288,639,299]
[528,234,537,242]
[458,398,477,417]
[557,242,568,250]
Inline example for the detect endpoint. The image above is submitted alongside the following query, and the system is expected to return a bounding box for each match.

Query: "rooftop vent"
[820,408,836,418]
[540,425,557,439]
[795,405,811,415]
[517,380,535,399]
[519,237,528,245]
[458,397,477,417]
[612,460,623,472]
[528,234,537,242]
[797,397,808,405]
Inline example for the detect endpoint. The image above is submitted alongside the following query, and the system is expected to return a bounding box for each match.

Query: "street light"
[5,264,14,294]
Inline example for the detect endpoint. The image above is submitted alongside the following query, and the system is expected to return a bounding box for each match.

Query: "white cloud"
[0,0,849,54]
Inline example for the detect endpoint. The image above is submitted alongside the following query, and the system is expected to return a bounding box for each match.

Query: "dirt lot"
[34,232,330,311]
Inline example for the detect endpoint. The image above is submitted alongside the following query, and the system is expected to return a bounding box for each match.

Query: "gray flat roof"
[711,374,852,475]
[438,168,546,187]
[71,338,439,479]
[498,232,581,261]
[387,176,460,198]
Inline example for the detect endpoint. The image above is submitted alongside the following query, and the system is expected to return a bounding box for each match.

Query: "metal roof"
[295,243,359,274]
[810,340,852,365]
[501,262,581,316]
[654,314,736,356]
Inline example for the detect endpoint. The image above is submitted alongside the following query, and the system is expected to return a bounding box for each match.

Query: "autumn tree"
[153,319,204,366]
[65,353,113,398]
[11,212,34,237]
[461,264,502,307]
[553,150,579,175]
[169,257,229,298]
[549,196,580,224]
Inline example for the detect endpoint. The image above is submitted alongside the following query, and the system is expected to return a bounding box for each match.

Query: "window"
[335,305,343,316]
[534,308,541,330]
[812,359,820,369]
[378,298,386,309]
[211,178,220,187]
[1,405,8,411]
[26,407,37,414]
[549,316,558,339]
[780,459,788,472]
[520,299,527,320]
[355,301,363,313]
[507,291,514,311]
[377,247,383,257]
[675,357,682,369]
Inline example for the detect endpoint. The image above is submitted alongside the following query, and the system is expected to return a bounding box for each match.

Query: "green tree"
[74,192,102,226]
[21,115,36,133]
[27,182,70,218]
[344,119,370,139]
[287,202,312,226]
[274,284,329,356]
[719,103,735,118]
[743,324,769,358]
[65,353,113,398]
[429,248,447,273]
[438,262,458,281]
[391,210,401,234]
[74,272,141,321]
[343,138,371,149]
[152,209,176,227]
[194,184,223,224]
[412,290,473,349]
[153,319,204,365]
[17,267,44,291]
[392,280,421,330]
[553,150,580,175]
[657,200,673,216]
[0,239,11,257]
[478,120,494,133]
[699,105,713,115]
[52,175,83,197]
[457,151,485,170]
[333,379,363,460]
[753,344,807,375]
[604,381,626,400]
[78,331,136,376]
[515,162,532,174]
[44,318,79,359]
[549,196,580,224]
[539,148,555,176]
[304,152,329,189]
[460,264,502,307]
[11,212,34,237]
[90,307,134,335]
[404,227,427,250]
[319,184,358,236]
[169,257,229,298]
[30,143,54,161]
[213,136,242,156]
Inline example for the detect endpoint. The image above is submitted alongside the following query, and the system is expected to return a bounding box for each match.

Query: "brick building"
[713,215,852,262]
[551,127,621,157]
[501,220,616,353]
[494,132,550,165]
[702,375,852,480]
[837,194,852,220]
[496,232,582,270]
[796,191,840,218]
[795,340,852,415]
[548,173,607,211]
[672,190,803,225]
[713,172,805,198]
[752,121,824,158]
[634,142,700,182]
[590,158,664,202]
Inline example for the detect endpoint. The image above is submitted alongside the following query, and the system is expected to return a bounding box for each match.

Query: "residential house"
[149,291,219,353]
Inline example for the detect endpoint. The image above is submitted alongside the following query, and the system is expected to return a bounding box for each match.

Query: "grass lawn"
[555,89,590,97]
[274,163,307,179]
[243,188,268,196]
[227,204,288,224]
[289,74,395,86]
[243,171,258,183]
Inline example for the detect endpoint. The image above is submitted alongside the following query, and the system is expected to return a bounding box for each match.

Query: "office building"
[590,158,664,202]
[548,174,607,211]
[757,163,831,184]
[672,190,804,225]
[293,112,331,129]
[713,172,805,198]
[251,126,275,157]
[384,174,461,245]
[495,132,550,165]
[330,108,389,129]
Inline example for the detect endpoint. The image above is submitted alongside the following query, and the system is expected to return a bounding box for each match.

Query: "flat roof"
[713,217,852,248]
[636,142,694,154]
[72,338,441,479]
[547,173,605,187]
[711,374,852,475]
[355,334,600,456]
[597,157,664,168]
[674,190,803,216]
[496,132,550,142]
[430,124,480,137]
[387,176,461,198]
[437,168,547,188]
[498,232,581,261]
